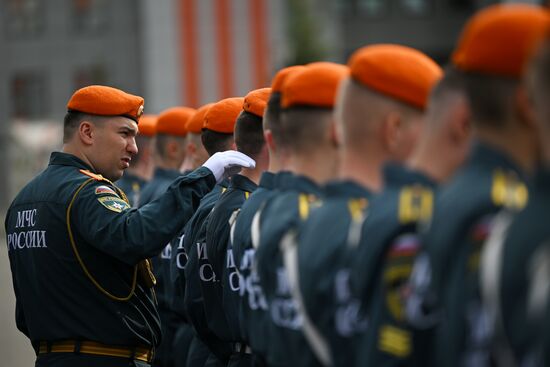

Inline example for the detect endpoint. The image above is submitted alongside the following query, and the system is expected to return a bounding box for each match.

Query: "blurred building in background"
[0,0,545,209]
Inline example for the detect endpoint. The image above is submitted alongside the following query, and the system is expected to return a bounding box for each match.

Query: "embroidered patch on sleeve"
[97,196,130,213]
[95,185,118,196]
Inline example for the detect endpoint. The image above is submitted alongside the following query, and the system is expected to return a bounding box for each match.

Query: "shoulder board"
[79,169,105,181]
[490,169,528,210]
[398,185,433,224]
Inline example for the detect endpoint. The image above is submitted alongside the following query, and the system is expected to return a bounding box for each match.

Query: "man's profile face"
[90,116,138,181]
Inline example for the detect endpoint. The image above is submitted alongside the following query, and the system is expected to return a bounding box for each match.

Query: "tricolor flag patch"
[95,185,118,196]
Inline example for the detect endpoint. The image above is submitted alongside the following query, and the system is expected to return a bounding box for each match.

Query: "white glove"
[202,150,256,183]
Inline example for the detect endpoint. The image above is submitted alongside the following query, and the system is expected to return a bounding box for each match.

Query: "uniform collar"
[278,172,322,195]
[229,174,258,193]
[118,171,147,185]
[274,171,294,189]
[152,167,181,180]
[467,141,526,179]
[49,151,95,172]
[323,180,372,199]
[258,171,276,190]
[383,163,437,189]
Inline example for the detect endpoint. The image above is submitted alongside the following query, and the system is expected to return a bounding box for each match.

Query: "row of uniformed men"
[116,4,550,367]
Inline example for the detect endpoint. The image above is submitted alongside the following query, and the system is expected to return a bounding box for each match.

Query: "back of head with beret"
[186,103,214,134]
[67,85,145,123]
[138,114,157,137]
[281,62,349,109]
[243,88,272,118]
[203,97,245,133]
[156,107,196,137]
[452,4,550,78]
[349,44,442,110]
[271,65,307,93]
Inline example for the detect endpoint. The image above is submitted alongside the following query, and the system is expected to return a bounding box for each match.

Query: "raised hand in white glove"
[202,150,256,183]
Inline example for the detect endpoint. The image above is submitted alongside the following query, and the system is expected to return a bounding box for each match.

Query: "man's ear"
[449,96,471,145]
[516,84,537,130]
[383,111,401,155]
[79,121,95,146]
[264,129,276,153]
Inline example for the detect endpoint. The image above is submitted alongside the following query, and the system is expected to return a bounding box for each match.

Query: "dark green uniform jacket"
[255,173,323,367]
[182,182,233,363]
[232,171,285,360]
[203,175,257,342]
[5,152,215,349]
[483,168,550,365]
[115,171,147,207]
[296,180,372,367]
[350,164,435,367]
[407,143,528,367]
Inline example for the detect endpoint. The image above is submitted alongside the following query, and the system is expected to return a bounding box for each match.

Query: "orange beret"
[349,44,442,110]
[204,97,244,133]
[138,114,157,137]
[452,4,550,78]
[67,85,144,122]
[271,65,307,93]
[243,88,272,118]
[186,103,214,134]
[281,62,349,109]
[156,107,196,137]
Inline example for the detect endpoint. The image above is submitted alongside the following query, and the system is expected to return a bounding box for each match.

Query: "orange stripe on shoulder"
[79,169,104,181]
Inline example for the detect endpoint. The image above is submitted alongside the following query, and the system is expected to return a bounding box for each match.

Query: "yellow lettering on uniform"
[398,186,433,223]
[491,170,529,210]
[378,325,411,357]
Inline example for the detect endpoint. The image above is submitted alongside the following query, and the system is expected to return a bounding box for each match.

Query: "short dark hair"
[201,129,234,156]
[155,134,186,159]
[234,111,265,158]
[454,66,518,127]
[63,111,101,143]
[264,92,282,133]
[279,107,333,153]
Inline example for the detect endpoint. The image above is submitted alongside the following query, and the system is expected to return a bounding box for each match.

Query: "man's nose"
[128,137,138,155]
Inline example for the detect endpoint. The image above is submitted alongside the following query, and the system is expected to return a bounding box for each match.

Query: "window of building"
[72,0,110,34]
[73,65,108,90]
[11,72,48,120]
[4,0,45,37]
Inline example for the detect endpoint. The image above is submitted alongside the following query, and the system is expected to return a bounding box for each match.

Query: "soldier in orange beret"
[115,114,157,207]
[251,62,348,367]
[228,66,306,366]
[480,31,550,367]
[201,88,272,367]
[406,4,550,367]
[178,97,245,367]
[4,85,254,367]
[136,106,197,367]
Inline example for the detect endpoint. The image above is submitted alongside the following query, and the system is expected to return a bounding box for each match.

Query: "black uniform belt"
[231,342,252,355]
[37,340,154,362]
